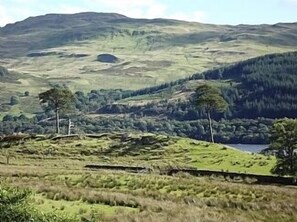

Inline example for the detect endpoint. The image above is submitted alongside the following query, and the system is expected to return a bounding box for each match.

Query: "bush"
[10,96,19,105]
[0,184,77,222]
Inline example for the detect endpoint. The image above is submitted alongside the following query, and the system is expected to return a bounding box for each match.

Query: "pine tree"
[194,84,228,143]
[39,87,75,134]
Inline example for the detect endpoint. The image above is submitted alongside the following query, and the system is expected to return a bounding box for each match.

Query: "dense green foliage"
[0,114,271,143]
[195,85,228,113]
[207,51,297,118]
[269,119,297,176]
[0,184,75,222]
[74,52,296,143]
[39,87,75,113]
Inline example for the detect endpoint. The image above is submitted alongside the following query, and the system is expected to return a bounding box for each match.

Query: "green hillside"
[1,13,297,142]
[0,133,275,174]
[78,51,296,143]
[1,52,296,142]
[1,12,297,101]
[108,51,297,120]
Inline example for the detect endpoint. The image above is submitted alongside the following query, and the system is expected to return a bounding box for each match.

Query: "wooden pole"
[68,119,74,135]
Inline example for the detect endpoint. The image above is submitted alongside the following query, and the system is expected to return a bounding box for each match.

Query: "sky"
[0,0,297,27]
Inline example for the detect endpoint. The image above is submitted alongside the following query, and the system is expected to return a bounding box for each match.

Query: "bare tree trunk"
[207,110,214,143]
[56,108,60,134]
[68,119,71,135]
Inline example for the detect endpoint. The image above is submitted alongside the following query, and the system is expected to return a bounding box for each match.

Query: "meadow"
[1,133,296,221]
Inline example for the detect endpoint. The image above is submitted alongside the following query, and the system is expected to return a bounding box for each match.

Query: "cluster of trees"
[75,117,271,144]
[96,52,297,120]
[0,78,296,176]
[1,51,297,144]
[269,118,297,176]
[0,85,276,175]
[68,51,295,145]
[74,89,130,113]
[215,52,297,118]
[0,113,271,144]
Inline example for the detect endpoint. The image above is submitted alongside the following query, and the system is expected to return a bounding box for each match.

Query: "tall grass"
[0,134,295,221]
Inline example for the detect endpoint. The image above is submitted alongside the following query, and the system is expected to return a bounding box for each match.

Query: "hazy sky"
[0,0,297,27]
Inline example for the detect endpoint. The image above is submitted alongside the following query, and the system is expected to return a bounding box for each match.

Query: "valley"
[0,12,297,222]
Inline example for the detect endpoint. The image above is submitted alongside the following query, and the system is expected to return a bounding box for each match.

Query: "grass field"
[1,133,295,221]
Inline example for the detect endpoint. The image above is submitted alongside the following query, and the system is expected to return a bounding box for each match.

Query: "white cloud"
[85,0,206,22]
[0,5,14,26]
[87,0,157,8]
[168,11,206,22]
[283,0,297,7]
[85,0,166,19]
[55,5,89,14]
[0,2,88,27]
[10,0,38,3]
[143,3,167,18]
[0,1,37,26]
[285,0,297,3]
[0,0,208,27]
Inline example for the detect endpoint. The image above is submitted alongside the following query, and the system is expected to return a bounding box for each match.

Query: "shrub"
[0,184,77,222]
[10,95,19,105]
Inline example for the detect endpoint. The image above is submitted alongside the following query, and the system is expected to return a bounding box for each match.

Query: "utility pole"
[68,119,74,135]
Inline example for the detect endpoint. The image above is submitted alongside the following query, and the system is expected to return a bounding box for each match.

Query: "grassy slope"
[4,26,296,91]
[116,51,297,107]
[1,133,275,174]
[116,79,227,106]
[0,134,296,222]
[1,14,297,116]
[34,195,138,218]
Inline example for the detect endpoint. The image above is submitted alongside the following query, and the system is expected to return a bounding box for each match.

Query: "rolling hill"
[80,51,297,143]
[99,51,297,119]
[1,12,297,99]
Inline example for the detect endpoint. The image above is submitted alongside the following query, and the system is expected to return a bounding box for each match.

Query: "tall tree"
[39,88,74,134]
[270,118,297,176]
[194,84,228,143]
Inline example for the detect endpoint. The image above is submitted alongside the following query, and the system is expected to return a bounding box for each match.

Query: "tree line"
[96,51,297,120]
[1,51,297,144]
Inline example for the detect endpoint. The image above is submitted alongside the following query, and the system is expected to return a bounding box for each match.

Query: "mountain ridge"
[1,12,297,58]
[1,12,297,115]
